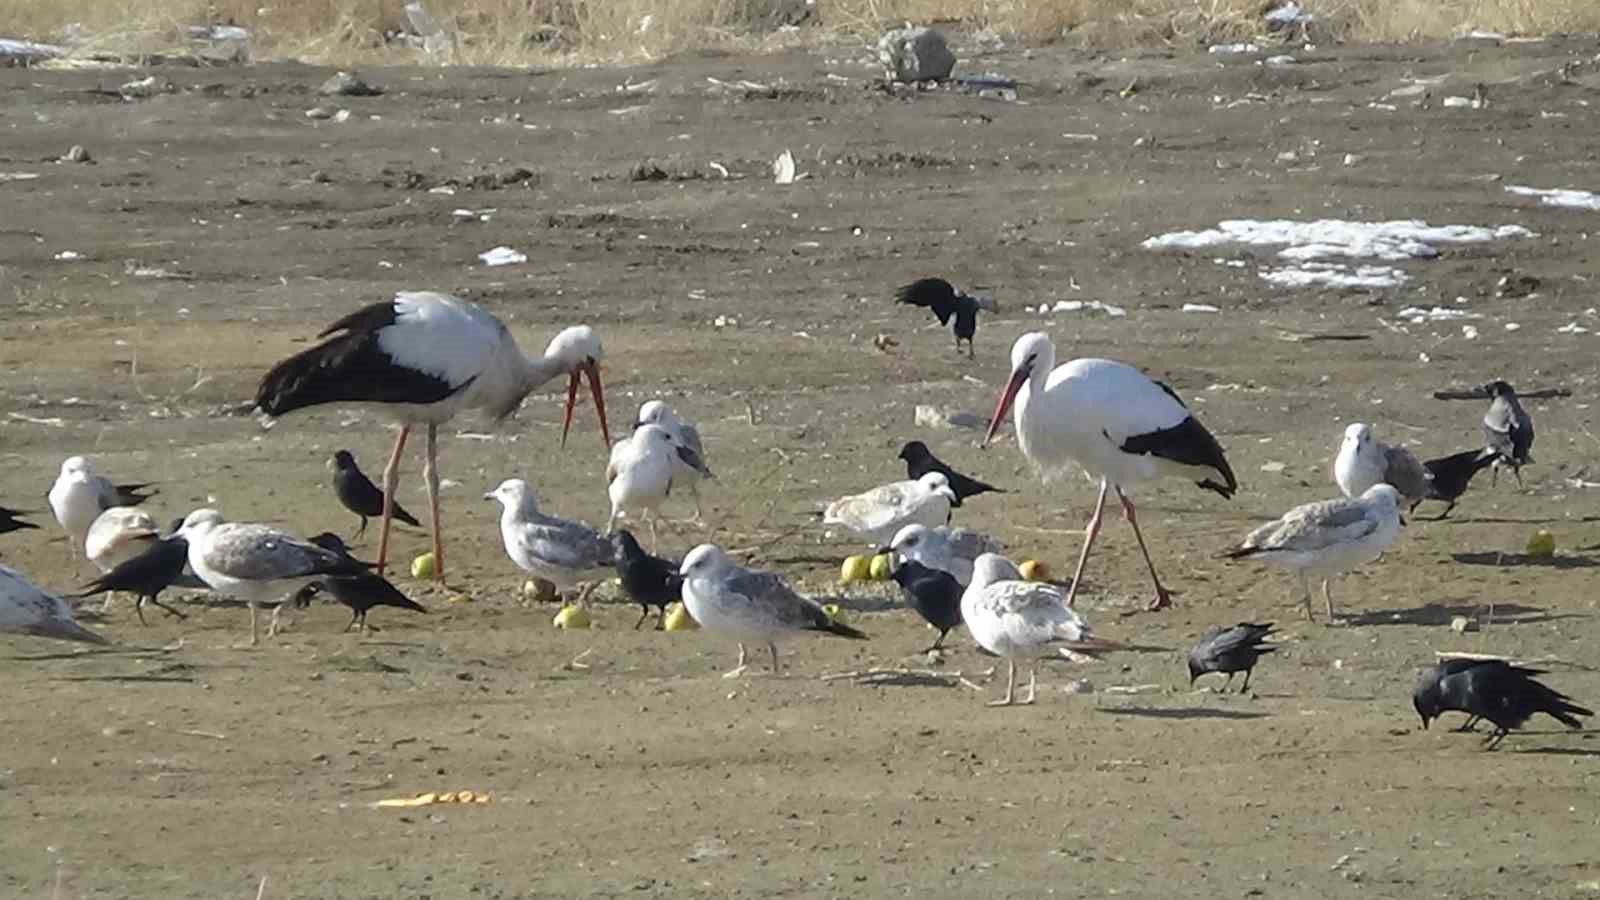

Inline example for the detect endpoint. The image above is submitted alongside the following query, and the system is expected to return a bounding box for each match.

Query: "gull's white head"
[679,543,730,579]
[635,399,671,430]
[970,552,1024,590]
[175,507,224,539]
[984,332,1056,447]
[634,423,676,450]
[916,471,957,504]
[60,455,93,477]
[542,325,611,451]
[1360,483,1402,511]
[889,523,930,554]
[484,478,536,511]
[1343,423,1373,449]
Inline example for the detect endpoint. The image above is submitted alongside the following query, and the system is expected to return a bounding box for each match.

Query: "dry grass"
[3,0,1598,66]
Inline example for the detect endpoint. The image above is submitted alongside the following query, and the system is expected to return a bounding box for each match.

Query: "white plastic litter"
[478,246,526,266]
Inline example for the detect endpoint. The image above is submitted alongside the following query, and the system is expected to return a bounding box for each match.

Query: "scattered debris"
[0,38,64,66]
[877,25,957,82]
[60,145,91,163]
[305,106,338,120]
[1497,273,1541,298]
[404,1,458,59]
[119,76,173,100]
[374,789,493,808]
[914,405,987,431]
[1264,2,1314,30]
[320,71,382,97]
[1182,303,1220,313]
[820,666,990,691]
[1034,299,1127,317]
[477,246,526,267]
[1209,43,1261,55]
[1505,185,1600,211]
[1398,306,1481,322]
[773,149,806,185]
[872,333,898,352]
[1450,615,1476,633]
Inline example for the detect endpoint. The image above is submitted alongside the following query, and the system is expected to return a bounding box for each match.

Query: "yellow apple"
[1526,529,1556,558]
[663,603,698,631]
[1019,559,1050,582]
[410,552,436,580]
[840,555,871,584]
[869,553,892,580]
[553,604,592,629]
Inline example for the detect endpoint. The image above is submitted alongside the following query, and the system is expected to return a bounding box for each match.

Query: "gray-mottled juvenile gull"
[678,543,866,677]
[1,564,108,644]
[884,523,1004,587]
[824,472,956,546]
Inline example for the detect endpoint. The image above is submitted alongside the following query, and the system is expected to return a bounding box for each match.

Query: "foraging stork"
[255,291,611,582]
[983,332,1237,611]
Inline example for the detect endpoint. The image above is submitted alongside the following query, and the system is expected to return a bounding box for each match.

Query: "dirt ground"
[3,34,1600,899]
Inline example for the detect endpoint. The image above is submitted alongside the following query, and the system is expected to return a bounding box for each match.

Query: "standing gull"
[961,553,1118,706]
[485,479,614,604]
[1415,657,1591,749]
[611,529,682,629]
[255,290,612,584]
[330,450,420,539]
[824,472,956,546]
[1223,484,1403,622]
[175,508,367,645]
[887,557,964,651]
[1188,622,1276,693]
[678,544,866,677]
[897,440,1005,508]
[894,277,997,358]
[635,401,711,522]
[47,456,156,556]
[1417,448,1500,519]
[73,534,192,625]
[884,523,1004,587]
[1481,380,1535,486]
[0,505,38,535]
[607,424,711,548]
[984,332,1237,611]
[1,564,108,644]
[1333,423,1427,507]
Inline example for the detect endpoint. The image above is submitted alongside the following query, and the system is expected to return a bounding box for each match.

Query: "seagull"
[1,564,109,644]
[607,424,711,548]
[1187,622,1276,693]
[0,505,38,535]
[984,332,1237,611]
[175,508,367,645]
[72,533,191,625]
[1417,448,1500,519]
[46,456,156,556]
[678,543,867,677]
[824,472,956,546]
[961,553,1118,706]
[883,523,1004,587]
[255,290,612,584]
[610,529,682,629]
[635,401,710,521]
[1333,423,1427,507]
[1414,657,1591,750]
[485,478,614,604]
[887,557,963,651]
[292,573,426,632]
[329,450,421,540]
[894,277,997,358]
[84,506,162,612]
[897,440,1005,508]
[1223,484,1403,623]
[1482,380,1535,486]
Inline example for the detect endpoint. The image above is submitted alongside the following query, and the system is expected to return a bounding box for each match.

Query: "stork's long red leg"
[424,423,445,583]
[1116,486,1172,611]
[1062,478,1110,609]
[376,425,411,578]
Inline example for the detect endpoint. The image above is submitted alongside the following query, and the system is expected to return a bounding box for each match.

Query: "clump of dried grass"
[2,0,1597,67]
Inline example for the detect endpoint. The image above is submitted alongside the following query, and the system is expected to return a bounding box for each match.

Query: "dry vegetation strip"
[2,0,1598,65]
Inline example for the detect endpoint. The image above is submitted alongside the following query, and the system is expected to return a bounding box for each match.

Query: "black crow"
[610,529,682,629]
[887,557,963,651]
[307,532,377,568]
[894,277,995,358]
[1187,622,1276,692]
[897,440,1004,508]
[1414,657,1591,749]
[329,449,420,539]
[293,572,426,632]
[1415,448,1500,519]
[72,535,191,625]
[1481,381,1534,486]
[0,505,38,535]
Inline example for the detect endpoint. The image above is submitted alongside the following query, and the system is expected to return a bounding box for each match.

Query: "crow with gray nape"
[1481,381,1534,487]
[894,277,996,359]
[1414,657,1591,749]
[1188,622,1276,692]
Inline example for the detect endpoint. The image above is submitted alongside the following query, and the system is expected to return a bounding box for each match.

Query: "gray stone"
[319,71,383,97]
[877,26,956,83]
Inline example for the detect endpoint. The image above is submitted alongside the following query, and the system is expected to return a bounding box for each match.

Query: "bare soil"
[3,37,1600,899]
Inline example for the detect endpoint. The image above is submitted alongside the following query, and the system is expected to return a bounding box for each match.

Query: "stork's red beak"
[560,360,611,449]
[982,366,1029,448]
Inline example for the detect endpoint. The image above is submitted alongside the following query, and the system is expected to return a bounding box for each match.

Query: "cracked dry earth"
[2,34,1600,899]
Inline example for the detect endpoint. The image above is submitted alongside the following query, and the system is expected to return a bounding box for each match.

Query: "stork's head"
[984,332,1055,448]
[544,325,611,451]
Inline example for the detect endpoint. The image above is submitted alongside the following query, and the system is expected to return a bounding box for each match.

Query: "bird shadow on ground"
[1097,707,1269,721]
[1344,602,1573,628]
[1450,551,1599,569]
[1436,516,1572,526]
[53,673,196,684]
[1514,745,1600,757]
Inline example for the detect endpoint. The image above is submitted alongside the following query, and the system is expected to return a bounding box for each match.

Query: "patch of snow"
[1182,303,1220,313]
[1144,218,1532,261]
[1441,95,1476,109]
[1263,55,1297,66]
[1209,43,1260,55]
[478,246,526,266]
[1506,185,1600,211]
[1398,306,1482,322]
[1261,263,1408,289]
[1036,300,1127,317]
[1557,322,1589,334]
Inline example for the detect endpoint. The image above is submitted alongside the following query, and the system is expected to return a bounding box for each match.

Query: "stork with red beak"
[255,291,610,582]
[983,332,1236,611]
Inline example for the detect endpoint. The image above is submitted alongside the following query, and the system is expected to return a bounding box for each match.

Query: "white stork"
[255,291,611,582]
[983,332,1237,611]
